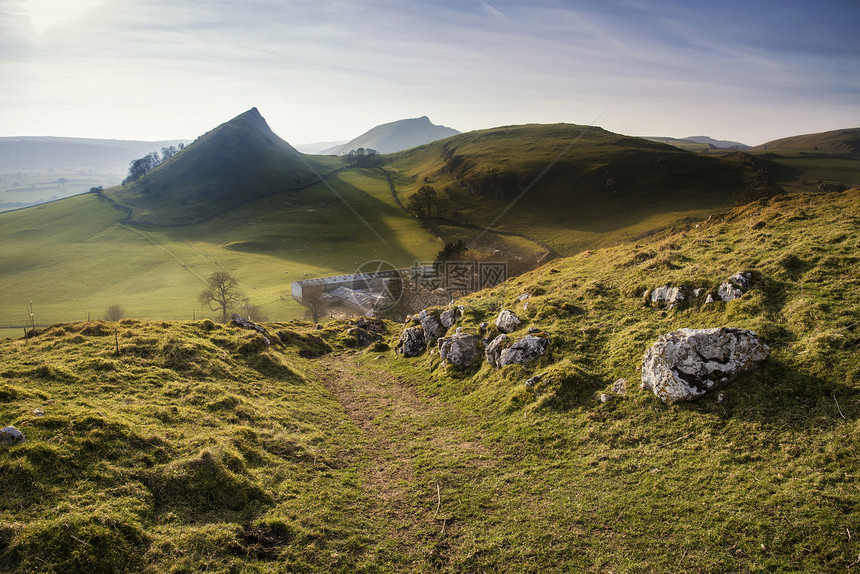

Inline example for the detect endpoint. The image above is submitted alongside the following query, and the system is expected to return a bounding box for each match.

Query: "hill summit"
[321,116,459,155]
[106,108,332,225]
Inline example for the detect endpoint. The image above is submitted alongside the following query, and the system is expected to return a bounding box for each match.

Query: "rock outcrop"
[650,285,686,308]
[396,326,426,357]
[485,334,509,368]
[438,333,482,368]
[495,309,521,333]
[440,306,464,328]
[419,311,445,346]
[499,334,550,367]
[641,327,770,404]
[486,333,549,368]
[711,271,755,303]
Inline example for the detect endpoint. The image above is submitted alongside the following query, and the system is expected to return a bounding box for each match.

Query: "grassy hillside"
[1,188,858,571]
[385,123,769,255]
[106,109,340,225]
[754,127,860,155]
[0,171,442,336]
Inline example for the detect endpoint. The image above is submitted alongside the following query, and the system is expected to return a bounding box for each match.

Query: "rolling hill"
[319,116,459,155]
[754,127,860,154]
[0,111,787,334]
[385,123,774,254]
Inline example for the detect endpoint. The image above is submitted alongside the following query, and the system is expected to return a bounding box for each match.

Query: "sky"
[1,0,858,146]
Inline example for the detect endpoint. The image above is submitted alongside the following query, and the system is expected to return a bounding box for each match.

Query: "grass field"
[0,170,443,336]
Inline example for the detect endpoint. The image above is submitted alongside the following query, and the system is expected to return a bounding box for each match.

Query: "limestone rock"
[650,285,686,308]
[440,306,463,329]
[485,334,509,368]
[420,312,445,346]
[495,309,521,333]
[641,327,770,404]
[1,426,25,445]
[396,326,426,357]
[716,271,755,302]
[499,334,549,367]
[438,333,482,368]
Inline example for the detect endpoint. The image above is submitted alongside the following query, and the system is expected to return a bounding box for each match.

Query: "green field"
[0,171,443,336]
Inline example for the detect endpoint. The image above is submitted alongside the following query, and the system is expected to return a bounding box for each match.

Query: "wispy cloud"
[0,0,857,143]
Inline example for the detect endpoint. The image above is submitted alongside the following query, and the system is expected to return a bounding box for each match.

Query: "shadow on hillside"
[680,358,859,430]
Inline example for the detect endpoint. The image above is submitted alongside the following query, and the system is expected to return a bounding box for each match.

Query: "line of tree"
[342,148,382,168]
[123,144,185,184]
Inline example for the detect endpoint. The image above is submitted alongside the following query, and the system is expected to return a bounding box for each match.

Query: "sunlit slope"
[0,169,441,334]
[387,123,766,253]
[106,108,340,225]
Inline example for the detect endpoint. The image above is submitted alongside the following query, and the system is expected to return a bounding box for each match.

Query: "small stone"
[611,378,628,396]
[717,392,724,403]
[33,408,45,416]
[518,293,531,302]
[0,426,26,445]
[524,375,542,388]
[598,393,612,403]
[528,327,541,334]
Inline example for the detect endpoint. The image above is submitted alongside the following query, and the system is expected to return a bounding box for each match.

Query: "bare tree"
[198,271,244,323]
[303,288,328,323]
[104,304,126,322]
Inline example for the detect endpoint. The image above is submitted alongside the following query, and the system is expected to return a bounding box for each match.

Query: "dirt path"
[317,353,496,559]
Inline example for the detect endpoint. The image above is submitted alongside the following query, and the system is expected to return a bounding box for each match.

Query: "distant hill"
[0,136,190,170]
[641,135,749,151]
[294,140,349,154]
[753,127,860,154]
[106,108,337,225]
[0,136,190,212]
[320,116,459,155]
[684,135,749,150]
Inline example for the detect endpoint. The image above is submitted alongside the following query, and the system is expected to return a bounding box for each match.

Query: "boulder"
[354,317,387,334]
[420,312,445,345]
[438,333,482,368]
[499,334,550,367]
[495,309,521,333]
[485,334,509,368]
[650,285,686,308]
[396,326,426,357]
[716,271,755,302]
[439,306,463,329]
[641,327,770,404]
[1,426,25,445]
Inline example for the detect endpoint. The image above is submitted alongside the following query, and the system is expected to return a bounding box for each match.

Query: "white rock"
[641,327,770,404]
[650,285,686,308]
[495,309,521,333]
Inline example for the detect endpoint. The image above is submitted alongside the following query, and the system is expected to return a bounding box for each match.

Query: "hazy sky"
[1,0,858,145]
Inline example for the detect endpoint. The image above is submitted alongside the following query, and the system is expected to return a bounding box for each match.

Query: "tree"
[124,151,161,184]
[303,288,328,323]
[198,271,244,323]
[407,185,439,218]
[104,304,126,322]
[434,239,468,264]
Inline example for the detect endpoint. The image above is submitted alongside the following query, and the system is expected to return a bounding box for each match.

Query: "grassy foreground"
[1,188,858,572]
